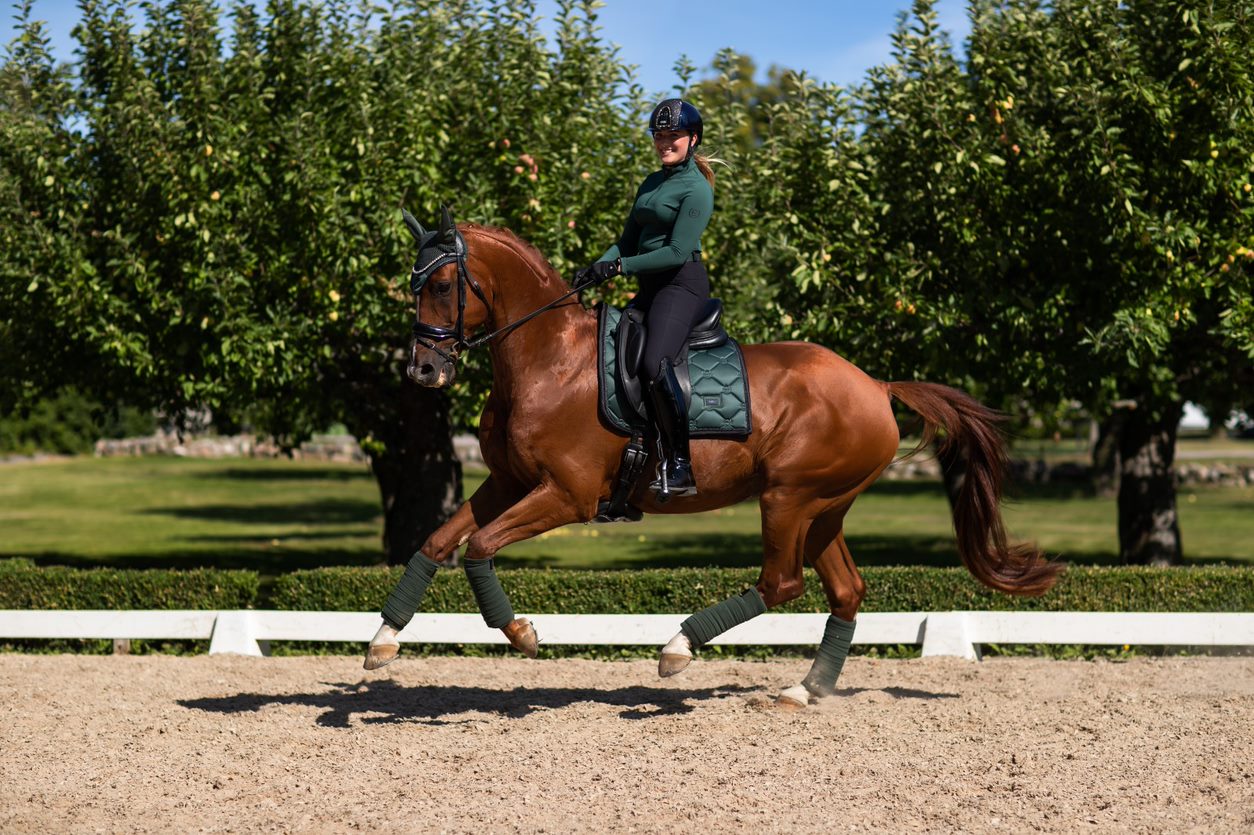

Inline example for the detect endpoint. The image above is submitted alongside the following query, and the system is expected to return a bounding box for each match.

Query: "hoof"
[503,617,538,658]
[363,644,399,671]
[658,652,692,678]
[776,684,813,709]
[658,631,693,678]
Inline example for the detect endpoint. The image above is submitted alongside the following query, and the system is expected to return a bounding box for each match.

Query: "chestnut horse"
[367,212,1060,706]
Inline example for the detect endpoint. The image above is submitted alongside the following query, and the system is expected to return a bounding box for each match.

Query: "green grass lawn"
[2,456,1252,573]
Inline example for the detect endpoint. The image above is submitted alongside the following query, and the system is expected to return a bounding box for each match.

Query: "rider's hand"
[574,258,621,289]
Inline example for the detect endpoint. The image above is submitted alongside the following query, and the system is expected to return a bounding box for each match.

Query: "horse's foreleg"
[423,472,530,562]
[659,489,815,678]
[460,482,583,658]
[364,473,527,670]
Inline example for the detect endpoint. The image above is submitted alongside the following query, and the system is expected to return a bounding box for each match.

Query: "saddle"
[596,301,752,438]
[593,300,752,522]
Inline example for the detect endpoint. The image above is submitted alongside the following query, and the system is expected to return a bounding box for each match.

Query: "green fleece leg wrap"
[802,616,857,696]
[381,552,441,630]
[680,587,767,649]
[464,558,516,629]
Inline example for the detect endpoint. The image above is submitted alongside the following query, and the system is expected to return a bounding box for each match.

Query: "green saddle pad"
[597,303,752,438]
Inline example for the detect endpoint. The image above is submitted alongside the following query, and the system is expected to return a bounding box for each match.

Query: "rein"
[410,227,583,362]
[463,286,585,351]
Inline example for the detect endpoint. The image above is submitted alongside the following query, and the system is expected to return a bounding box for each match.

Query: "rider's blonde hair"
[693,151,729,190]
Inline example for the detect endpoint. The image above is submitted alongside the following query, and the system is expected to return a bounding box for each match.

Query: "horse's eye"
[432,281,452,297]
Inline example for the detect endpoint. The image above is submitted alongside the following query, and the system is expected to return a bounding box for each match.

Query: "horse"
[363,208,1062,707]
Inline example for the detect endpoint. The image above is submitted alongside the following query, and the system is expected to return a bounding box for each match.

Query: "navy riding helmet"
[649,98,703,152]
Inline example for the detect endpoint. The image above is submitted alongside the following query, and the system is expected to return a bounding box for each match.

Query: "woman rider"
[574,98,716,499]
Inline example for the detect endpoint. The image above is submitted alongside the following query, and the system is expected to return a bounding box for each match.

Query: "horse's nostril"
[420,363,435,376]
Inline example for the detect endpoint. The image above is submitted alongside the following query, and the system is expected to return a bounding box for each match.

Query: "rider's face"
[652,130,692,165]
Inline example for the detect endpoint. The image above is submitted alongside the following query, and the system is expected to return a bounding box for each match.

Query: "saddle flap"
[615,307,648,421]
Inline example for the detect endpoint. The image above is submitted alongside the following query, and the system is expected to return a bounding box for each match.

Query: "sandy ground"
[0,655,1251,834]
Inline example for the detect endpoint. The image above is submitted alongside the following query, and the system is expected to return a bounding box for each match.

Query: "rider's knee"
[642,355,673,383]
[758,574,805,608]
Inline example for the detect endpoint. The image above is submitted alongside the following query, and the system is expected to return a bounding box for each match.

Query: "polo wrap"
[679,587,767,649]
[381,552,442,630]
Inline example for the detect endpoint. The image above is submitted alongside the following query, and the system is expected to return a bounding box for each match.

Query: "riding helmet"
[649,99,703,149]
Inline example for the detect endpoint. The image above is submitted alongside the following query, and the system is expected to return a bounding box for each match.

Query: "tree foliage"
[2,0,647,562]
[3,0,1250,565]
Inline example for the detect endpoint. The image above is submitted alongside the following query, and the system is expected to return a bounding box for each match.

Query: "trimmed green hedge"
[0,559,259,609]
[270,565,1254,613]
[2,559,1250,613]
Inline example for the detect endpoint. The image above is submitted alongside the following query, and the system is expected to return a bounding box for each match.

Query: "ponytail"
[694,153,717,189]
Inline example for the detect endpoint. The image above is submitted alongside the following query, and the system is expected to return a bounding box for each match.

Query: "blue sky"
[2,0,972,93]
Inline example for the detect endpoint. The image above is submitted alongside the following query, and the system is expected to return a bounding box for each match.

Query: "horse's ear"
[439,204,456,243]
[401,208,426,242]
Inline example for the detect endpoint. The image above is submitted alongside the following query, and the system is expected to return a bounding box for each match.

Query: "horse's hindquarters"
[736,341,899,488]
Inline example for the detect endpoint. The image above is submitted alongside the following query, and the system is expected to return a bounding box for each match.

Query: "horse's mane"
[460,223,568,289]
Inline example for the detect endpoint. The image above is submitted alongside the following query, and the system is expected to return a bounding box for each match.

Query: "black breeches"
[631,260,710,382]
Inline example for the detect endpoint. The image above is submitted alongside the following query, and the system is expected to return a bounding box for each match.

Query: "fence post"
[921,612,980,660]
[208,611,267,656]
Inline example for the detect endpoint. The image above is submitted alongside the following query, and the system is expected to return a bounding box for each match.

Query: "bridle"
[408,226,489,364]
[408,216,586,364]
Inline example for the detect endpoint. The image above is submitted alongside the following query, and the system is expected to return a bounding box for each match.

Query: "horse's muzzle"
[407,346,456,388]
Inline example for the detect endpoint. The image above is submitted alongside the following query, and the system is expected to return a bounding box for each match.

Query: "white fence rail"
[2,610,1251,660]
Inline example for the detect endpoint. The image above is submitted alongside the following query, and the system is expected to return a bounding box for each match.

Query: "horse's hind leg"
[778,512,866,707]
[658,488,816,677]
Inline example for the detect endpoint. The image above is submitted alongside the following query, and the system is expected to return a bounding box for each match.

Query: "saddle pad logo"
[703,396,722,408]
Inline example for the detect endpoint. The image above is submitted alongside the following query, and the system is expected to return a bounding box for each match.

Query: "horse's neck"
[487,299,593,396]
[473,231,594,393]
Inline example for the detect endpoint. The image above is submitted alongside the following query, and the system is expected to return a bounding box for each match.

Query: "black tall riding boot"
[646,361,697,498]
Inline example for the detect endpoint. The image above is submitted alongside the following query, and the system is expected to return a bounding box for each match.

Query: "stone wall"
[93,431,486,466]
[93,431,366,463]
[90,432,1252,486]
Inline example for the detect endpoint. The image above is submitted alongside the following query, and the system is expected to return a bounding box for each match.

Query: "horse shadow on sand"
[179,678,761,727]
[178,678,959,728]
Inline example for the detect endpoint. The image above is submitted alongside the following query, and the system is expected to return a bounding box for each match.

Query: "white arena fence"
[1,610,1251,660]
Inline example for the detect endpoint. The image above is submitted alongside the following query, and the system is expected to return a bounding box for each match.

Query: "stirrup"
[650,458,697,500]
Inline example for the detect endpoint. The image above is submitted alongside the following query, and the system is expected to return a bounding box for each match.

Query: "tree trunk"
[1117,400,1183,566]
[1091,405,1133,498]
[357,380,463,566]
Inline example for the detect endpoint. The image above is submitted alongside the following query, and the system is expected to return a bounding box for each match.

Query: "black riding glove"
[574,258,621,289]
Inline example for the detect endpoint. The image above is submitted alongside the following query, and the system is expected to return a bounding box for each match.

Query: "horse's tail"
[885,381,1063,597]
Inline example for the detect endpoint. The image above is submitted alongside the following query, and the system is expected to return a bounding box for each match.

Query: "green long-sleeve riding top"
[598,156,714,275]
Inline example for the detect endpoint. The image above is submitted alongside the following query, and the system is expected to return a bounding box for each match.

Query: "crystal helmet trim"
[648,98,703,146]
